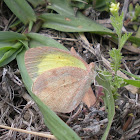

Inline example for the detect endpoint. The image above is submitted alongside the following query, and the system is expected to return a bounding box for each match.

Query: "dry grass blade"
[0,124,56,139]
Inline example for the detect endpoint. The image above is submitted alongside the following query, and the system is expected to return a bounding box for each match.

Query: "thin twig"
[76,32,139,94]
[0,124,57,139]
[121,0,129,21]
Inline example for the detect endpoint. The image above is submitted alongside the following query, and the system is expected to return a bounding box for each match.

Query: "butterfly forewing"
[25,47,87,82]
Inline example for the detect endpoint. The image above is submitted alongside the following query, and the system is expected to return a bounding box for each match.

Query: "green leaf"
[4,0,36,24]
[0,31,26,42]
[93,0,107,10]
[109,48,122,74]
[128,36,140,46]
[109,33,140,46]
[0,42,15,47]
[113,75,124,89]
[16,47,81,140]
[70,0,88,10]
[42,0,112,34]
[40,13,112,34]
[27,33,68,50]
[0,42,23,67]
[119,33,132,50]
[110,13,124,38]
[27,0,45,8]
[47,0,75,16]
[0,46,15,56]
[93,0,115,11]
[120,69,140,80]
[123,79,140,88]
[96,72,115,140]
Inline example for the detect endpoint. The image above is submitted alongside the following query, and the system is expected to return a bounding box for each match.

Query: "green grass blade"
[110,34,140,47]
[128,36,140,46]
[96,73,115,140]
[27,33,68,50]
[0,31,26,41]
[0,46,15,57]
[27,0,45,8]
[0,42,15,47]
[16,48,81,140]
[0,42,23,67]
[123,79,140,88]
[4,0,36,24]
[120,69,140,80]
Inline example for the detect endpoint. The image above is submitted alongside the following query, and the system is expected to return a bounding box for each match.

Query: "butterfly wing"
[82,87,96,108]
[32,66,93,113]
[25,47,87,82]
[25,47,96,111]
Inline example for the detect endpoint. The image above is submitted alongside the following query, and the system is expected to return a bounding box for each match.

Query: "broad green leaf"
[128,36,140,46]
[47,0,75,16]
[0,42,23,67]
[27,0,45,8]
[45,0,112,34]
[123,79,140,88]
[16,47,81,140]
[0,42,15,47]
[0,31,26,42]
[93,0,115,11]
[96,73,115,140]
[70,0,88,10]
[4,0,36,24]
[27,33,68,50]
[40,13,112,34]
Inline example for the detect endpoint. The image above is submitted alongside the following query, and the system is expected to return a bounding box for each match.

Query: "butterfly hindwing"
[32,66,93,113]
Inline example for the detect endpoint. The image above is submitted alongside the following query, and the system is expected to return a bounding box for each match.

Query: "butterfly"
[25,46,96,113]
